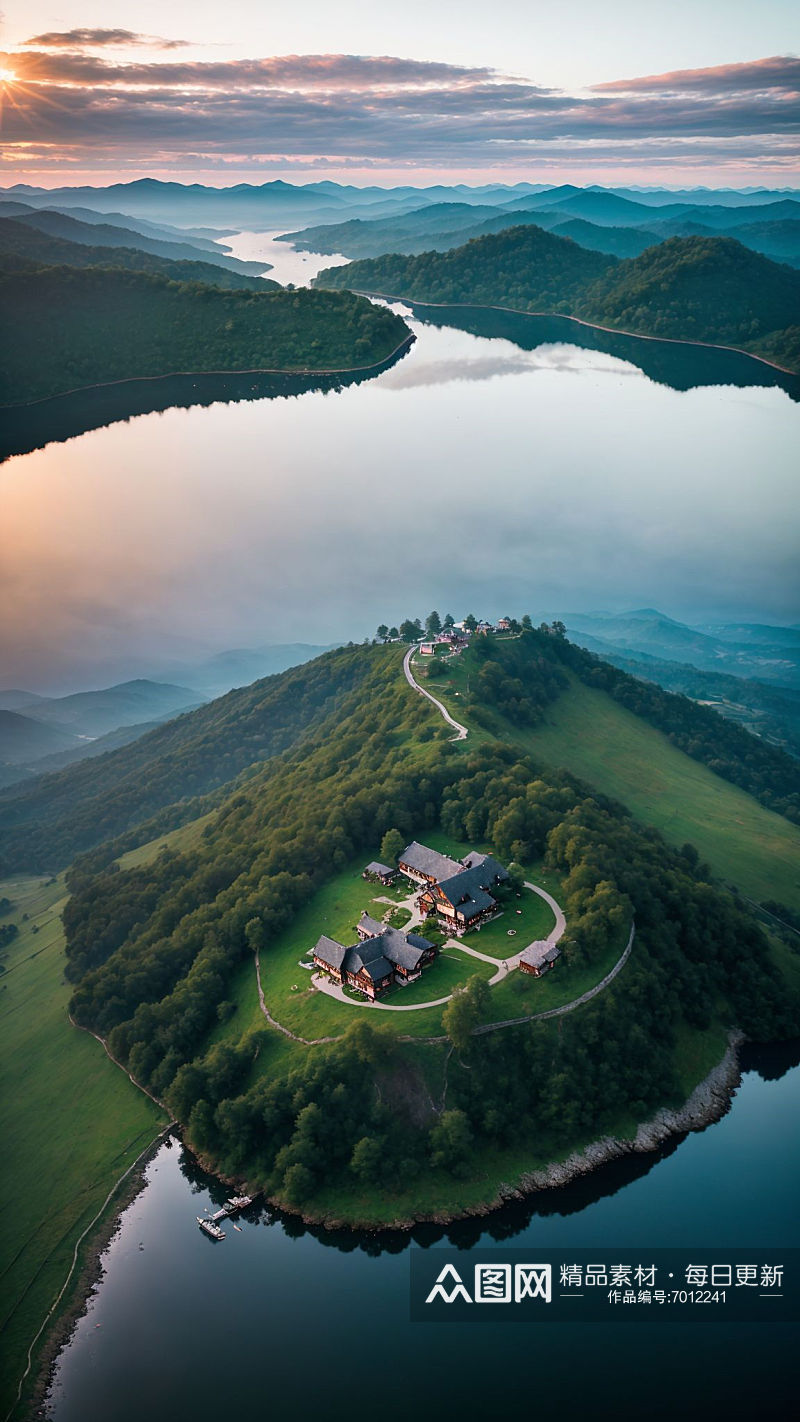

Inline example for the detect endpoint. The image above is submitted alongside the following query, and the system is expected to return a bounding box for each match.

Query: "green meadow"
[427,661,800,913]
[0,876,167,1419]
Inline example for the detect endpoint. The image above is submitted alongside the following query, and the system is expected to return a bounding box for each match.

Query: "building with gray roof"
[398,840,463,885]
[519,942,561,976]
[313,920,436,999]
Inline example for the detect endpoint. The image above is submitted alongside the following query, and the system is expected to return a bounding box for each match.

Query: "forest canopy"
[315,228,800,373]
[0,262,411,404]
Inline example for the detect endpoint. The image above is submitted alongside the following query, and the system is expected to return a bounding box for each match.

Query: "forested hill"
[581,236,800,362]
[317,224,614,310]
[57,632,799,1222]
[2,629,799,882]
[0,265,411,405]
[0,646,440,873]
[315,227,800,372]
[0,216,276,291]
[457,631,800,823]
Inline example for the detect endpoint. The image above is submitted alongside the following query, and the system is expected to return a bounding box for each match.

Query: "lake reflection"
[2,309,798,690]
[46,1050,800,1421]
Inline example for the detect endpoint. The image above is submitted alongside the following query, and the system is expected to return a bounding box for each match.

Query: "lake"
[2,259,799,690]
[45,1044,800,1420]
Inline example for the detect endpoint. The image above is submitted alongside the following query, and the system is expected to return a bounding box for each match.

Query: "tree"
[426,609,442,636]
[443,613,455,629]
[380,827,405,865]
[350,1134,386,1183]
[429,1109,473,1174]
[388,626,399,640]
[464,614,478,632]
[506,861,526,894]
[282,1162,314,1203]
[400,619,421,642]
[441,975,489,1053]
[245,917,267,953]
[521,614,532,630]
[376,624,389,642]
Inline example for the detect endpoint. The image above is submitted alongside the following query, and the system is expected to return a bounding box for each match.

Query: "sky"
[0,0,798,186]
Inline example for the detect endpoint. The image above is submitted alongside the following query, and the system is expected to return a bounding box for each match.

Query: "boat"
[197,1216,225,1240]
[225,1195,253,1210]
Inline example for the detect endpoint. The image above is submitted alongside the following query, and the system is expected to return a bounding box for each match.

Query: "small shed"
[363,861,397,885]
[519,942,561,977]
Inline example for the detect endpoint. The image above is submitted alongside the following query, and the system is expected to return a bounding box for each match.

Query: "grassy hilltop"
[315,226,800,372]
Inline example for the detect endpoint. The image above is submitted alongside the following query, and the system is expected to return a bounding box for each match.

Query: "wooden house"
[417,866,499,936]
[313,921,436,999]
[519,942,561,976]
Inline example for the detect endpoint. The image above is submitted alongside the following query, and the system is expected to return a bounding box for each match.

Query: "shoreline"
[15,1128,172,1422]
[0,331,415,411]
[19,1027,747,1417]
[186,1027,746,1233]
[342,289,798,378]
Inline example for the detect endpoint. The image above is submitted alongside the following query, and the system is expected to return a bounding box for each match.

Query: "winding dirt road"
[402,645,468,740]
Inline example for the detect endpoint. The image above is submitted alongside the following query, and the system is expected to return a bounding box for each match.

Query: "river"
[45,1044,799,1419]
[2,231,798,689]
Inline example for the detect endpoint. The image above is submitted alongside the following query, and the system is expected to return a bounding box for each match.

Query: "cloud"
[7,51,508,91]
[593,55,800,95]
[23,29,190,50]
[0,49,797,177]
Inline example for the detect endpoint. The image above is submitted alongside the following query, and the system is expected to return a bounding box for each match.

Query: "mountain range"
[0,202,270,278]
[0,680,205,786]
[0,649,336,787]
[284,189,800,266]
[4,178,797,218]
[564,609,800,683]
[0,217,276,292]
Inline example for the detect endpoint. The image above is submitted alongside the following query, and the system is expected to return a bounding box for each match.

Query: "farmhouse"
[519,942,561,976]
[313,920,436,1000]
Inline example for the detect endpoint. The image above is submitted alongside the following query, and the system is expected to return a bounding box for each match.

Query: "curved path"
[399,921,635,1043]
[403,645,468,740]
[253,644,629,1036]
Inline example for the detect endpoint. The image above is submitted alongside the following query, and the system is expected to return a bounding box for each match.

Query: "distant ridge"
[315,227,800,374]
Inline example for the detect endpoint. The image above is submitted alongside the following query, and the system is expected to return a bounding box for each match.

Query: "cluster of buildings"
[312,914,436,1001]
[418,618,514,657]
[313,839,532,1001]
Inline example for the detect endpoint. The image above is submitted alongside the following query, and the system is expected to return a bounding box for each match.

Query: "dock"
[195,1194,255,1238]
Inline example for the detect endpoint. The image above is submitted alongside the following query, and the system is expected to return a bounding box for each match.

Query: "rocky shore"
[512,1029,744,1198]
[283,1029,746,1230]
